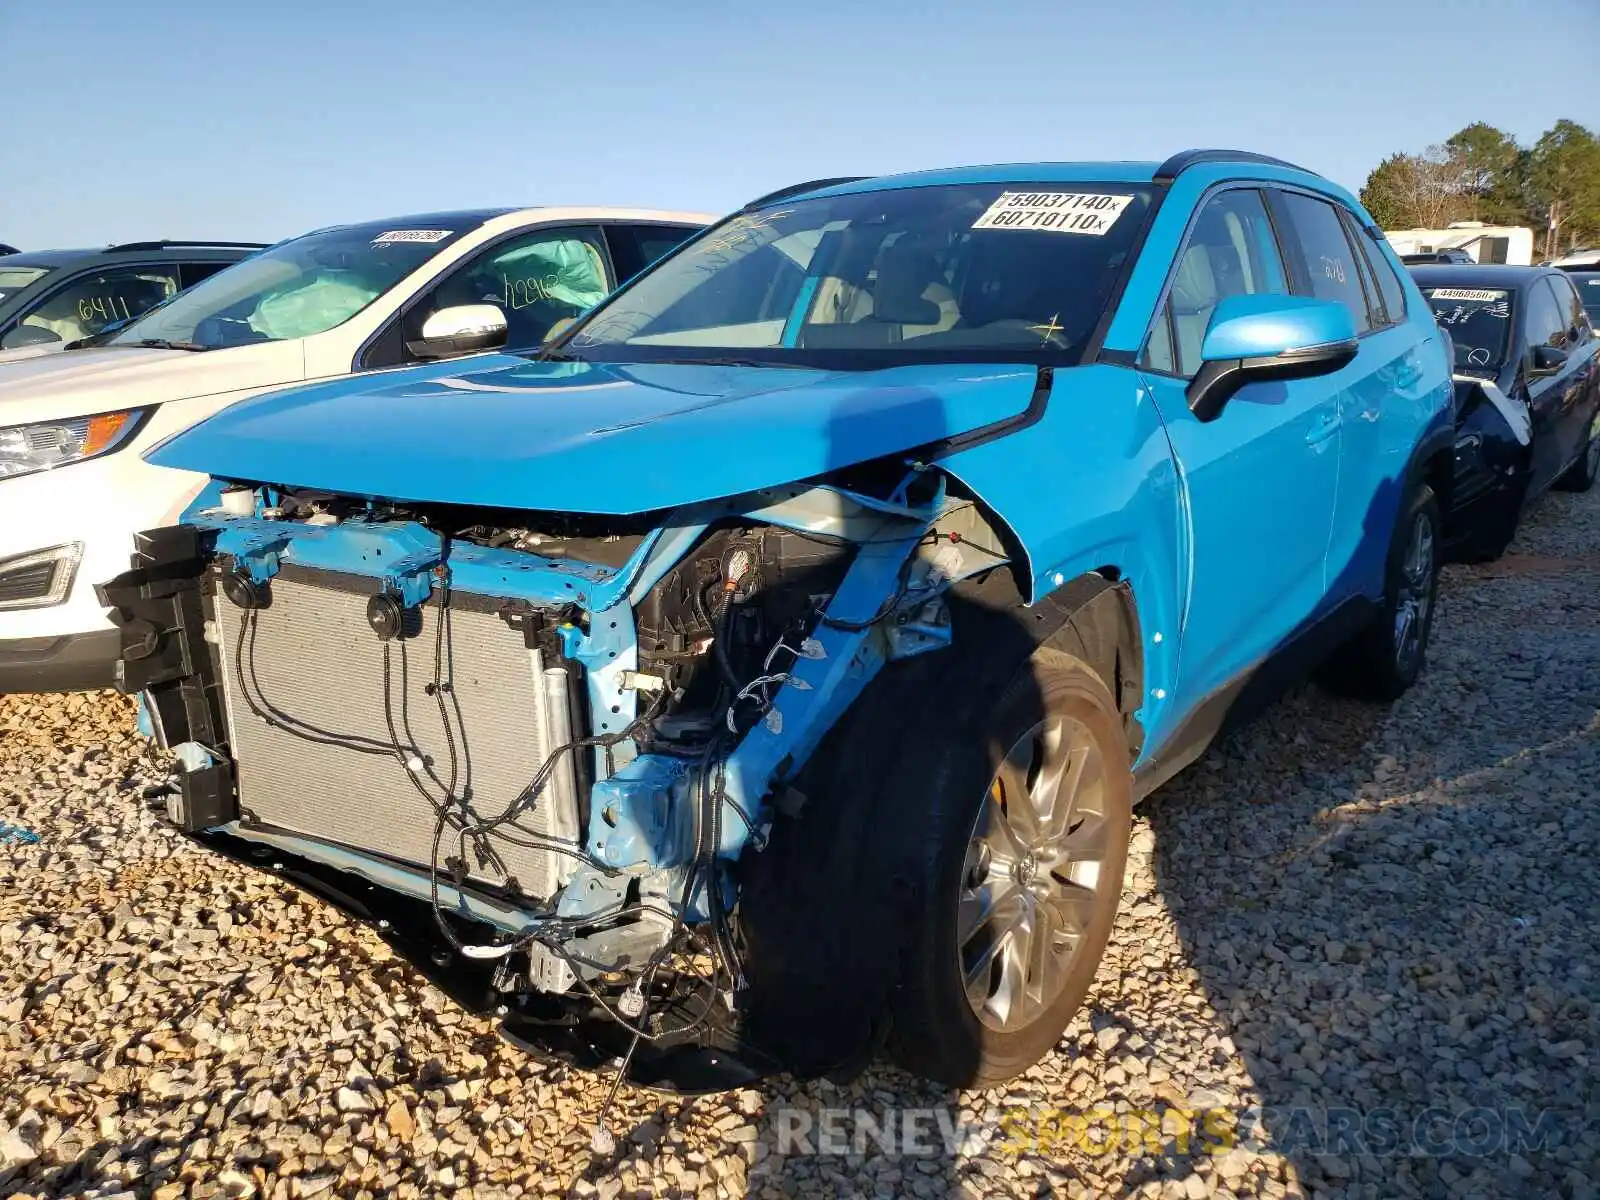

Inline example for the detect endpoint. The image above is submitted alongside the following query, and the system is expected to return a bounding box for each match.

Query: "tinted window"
[1422,286,1513,369]
[1569,272,1600,321]
[1337,209,1398,329]
[1547,273,1590,343]
[607,224,698,282]
[1368,242,1409,326]
[1144,188,1289,377]
[179,261,234,289]
[1525,279,1568,350]
[566,183,1155,366]
[0,265,180,350]
[410,226,612,356]
[1277,192,1372,333]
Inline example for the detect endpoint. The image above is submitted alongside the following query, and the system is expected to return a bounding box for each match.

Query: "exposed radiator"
[214,571,579,900]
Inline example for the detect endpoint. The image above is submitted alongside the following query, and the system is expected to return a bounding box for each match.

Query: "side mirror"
[405,304,508,360]
[0,323,62,351]
[1185,294,1359,422]
[1530,344,1568,375]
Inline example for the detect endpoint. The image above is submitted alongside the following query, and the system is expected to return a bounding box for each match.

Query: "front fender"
[936,364,1186,759]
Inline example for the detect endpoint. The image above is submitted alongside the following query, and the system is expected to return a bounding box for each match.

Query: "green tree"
[1444,122,1525,222]
[1527,120,1600,255]
[1360,154,1418,228]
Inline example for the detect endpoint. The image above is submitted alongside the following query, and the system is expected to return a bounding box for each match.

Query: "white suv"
[0,206,710,692]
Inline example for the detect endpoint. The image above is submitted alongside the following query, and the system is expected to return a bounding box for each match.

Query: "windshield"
[0,266,50,305]
[1422,287,1513,369]
[561,182,1153,367]
[110,220,477,349]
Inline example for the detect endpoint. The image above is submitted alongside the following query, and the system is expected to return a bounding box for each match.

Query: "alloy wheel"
[1393,509,1436,669]
[959,716,1110,1033]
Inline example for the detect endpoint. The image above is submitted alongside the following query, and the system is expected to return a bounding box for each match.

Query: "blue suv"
[99,151,1453,1091]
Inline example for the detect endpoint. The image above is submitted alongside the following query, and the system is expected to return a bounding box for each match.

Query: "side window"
[606,224,698,283]
[179,261,233,289]
[1548,274,1590,344]
[0,265,180,349]
[408,226,612,357]
[1524,280,1568,351]
[1366,239,1409,327]
[1143,188,1289,378]
[1275,192,1373,334]
[1337,209,1391,329]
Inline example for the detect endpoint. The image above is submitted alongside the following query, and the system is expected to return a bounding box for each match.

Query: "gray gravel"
[3,486,1598,1200]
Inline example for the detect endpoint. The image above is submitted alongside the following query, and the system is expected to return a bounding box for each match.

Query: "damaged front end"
[97,469,1013,1090]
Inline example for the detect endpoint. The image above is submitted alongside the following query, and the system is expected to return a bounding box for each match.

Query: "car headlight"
[0,408,151,481]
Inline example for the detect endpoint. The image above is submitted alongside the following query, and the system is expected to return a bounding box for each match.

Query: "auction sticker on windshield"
[972,192,1133,235]
[1429,288,1506,302]
[371,230,453,245]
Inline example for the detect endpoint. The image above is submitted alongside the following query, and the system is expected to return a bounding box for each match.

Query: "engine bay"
[97,470,1014,1086]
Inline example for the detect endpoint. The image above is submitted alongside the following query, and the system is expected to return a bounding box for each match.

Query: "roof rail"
[742,176,869,211]
[1153,149,1314,184]
[104,239,270,253]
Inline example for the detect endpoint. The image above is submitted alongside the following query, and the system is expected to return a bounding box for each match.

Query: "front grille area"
[215,572,570,900]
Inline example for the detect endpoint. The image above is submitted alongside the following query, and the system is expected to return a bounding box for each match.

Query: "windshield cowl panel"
[556,183,1153,370]
[108,221,476,352]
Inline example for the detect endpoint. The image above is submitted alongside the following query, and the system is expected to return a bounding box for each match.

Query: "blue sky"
[3,0,1595,249]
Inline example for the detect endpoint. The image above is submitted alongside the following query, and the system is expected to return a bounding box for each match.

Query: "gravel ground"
[2,487,1598,1200]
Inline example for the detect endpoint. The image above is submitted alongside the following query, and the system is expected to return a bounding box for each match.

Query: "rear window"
[0,266,50,305]
[1422,286,1512,369]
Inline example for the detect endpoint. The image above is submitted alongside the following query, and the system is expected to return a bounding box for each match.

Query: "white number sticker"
[972,192,1133,236]
[1429,288,1506,302]
[371,229,453,245]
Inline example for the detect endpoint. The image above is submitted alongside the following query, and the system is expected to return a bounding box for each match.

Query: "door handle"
[1305,411,1342,446]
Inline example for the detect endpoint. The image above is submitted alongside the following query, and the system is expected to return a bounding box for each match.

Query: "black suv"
[0,241,266,353]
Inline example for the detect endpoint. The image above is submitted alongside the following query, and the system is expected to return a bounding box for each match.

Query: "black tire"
[884,648,1133,1086]
[1555,430,1600,492]
[737,574,1135,1088]
[1319,482,1441,701]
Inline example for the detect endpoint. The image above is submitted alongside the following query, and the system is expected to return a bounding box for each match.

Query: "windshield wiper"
[130,337,210,352]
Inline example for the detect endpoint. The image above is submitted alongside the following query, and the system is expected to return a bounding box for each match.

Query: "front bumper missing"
[191,826,778,1093]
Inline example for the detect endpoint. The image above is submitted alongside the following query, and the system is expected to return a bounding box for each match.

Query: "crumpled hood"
[0,340,305,424]
[146,356,1042,514]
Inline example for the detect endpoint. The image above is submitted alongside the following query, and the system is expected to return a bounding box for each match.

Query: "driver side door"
[1136,186,1340,710]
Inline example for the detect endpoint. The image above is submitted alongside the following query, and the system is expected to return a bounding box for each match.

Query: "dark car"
[0,240,266,356]
[1402,248,1475,265]
[1411,264,1600,559]
[1563,271,1600,323]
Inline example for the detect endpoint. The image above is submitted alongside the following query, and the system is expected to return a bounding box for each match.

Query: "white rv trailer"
[1383,221,1535,265]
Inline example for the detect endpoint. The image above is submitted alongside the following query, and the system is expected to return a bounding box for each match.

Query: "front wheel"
[1555,430,1600,492]
[887,650,1133,1086]
[1319,482,1441,701]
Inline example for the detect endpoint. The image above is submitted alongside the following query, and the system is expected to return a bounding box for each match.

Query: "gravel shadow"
[1146,487,1600,1199]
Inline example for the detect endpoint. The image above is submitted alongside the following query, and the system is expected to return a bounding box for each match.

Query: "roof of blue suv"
[766,151,1324,204]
